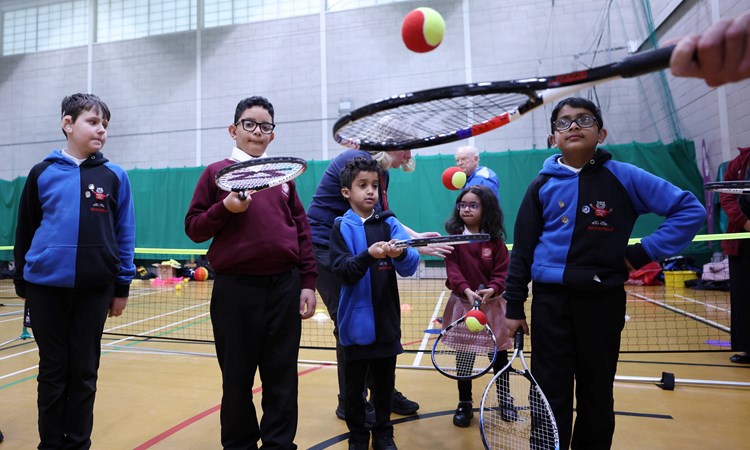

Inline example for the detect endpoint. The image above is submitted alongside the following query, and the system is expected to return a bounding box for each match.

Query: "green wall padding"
[0,140,708,261]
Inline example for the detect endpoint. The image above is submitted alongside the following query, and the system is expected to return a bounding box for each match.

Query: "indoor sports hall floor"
[1,278,749,449]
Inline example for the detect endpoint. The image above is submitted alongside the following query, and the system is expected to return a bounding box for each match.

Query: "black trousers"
[211,271,302,450]
[729,239,750,353]
[530,283,626,450]
[26,283,113,450]
[345,355,397,445]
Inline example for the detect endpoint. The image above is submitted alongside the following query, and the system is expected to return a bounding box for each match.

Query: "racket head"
[214,156,307,193]
[394,233,490,248]
[332,46,673,151]
[431,319,497,380]
[704,181,750,194]
[480,332,560,450]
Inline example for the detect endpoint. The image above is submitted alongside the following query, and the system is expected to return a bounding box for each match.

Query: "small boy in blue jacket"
[329,157,419,450]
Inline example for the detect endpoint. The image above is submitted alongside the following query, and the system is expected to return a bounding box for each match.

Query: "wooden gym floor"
[1,279,749,449]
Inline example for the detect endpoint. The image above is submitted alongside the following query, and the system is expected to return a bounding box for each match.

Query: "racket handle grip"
[514,328,524,351]
[619,45,674,78]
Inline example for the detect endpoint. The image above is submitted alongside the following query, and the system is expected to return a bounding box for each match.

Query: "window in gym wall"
[97,0,197,43]
[203,0,319,28]
[2,1,88,56]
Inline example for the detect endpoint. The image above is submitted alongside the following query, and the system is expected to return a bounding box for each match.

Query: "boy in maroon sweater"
[185,96,317,450]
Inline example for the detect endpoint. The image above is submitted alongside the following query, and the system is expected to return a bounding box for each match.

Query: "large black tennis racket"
[214,156,307,199]
[333,45,674,151]
[704,181,750,194]
[480,329,559,450]
[394,233,490,248]
[431,286,497,380]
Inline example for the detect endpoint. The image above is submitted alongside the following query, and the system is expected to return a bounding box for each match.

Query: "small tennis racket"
[394,233,490,248]
[480,328,559,450]
[214,156,307,199]
[333,46,674,151]
[704,181,750,194]
[431,286,497,380]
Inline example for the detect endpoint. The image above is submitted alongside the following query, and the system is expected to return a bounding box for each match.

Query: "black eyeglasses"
[457,202,481,211]
[552,115,597,132]
[236,119,276,134]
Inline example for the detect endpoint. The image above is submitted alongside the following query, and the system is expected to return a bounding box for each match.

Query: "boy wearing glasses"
[185,96,317,450]
[503,97,704,449]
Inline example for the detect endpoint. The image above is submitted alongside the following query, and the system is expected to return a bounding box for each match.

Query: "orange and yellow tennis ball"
[193,266,209,281]
[401,7,446,53]
[465,310,487,332]
[442,166,467,190]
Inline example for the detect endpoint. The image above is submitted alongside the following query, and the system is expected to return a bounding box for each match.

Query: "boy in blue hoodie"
[14,93,136,449]
[503,97,704,449]
[329,157,419,450]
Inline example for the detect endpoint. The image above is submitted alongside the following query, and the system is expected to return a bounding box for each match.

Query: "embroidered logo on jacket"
[583,200,614,232]
[85,183,110,213]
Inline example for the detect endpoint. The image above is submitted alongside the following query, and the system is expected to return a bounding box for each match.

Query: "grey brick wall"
[1,0,748,181]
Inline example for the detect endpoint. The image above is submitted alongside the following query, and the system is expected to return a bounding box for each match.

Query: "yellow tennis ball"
[402,7,446,53]
[452,170,466,189]
[175,284,182,291]
[465,310,487,332]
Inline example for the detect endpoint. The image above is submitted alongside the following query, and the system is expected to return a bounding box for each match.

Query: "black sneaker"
[391,390,419,415]
[501,405,519,422]
[372,436,398,450]
[452,401,473,427]
[335,396,346,420]
[348,441,368,450]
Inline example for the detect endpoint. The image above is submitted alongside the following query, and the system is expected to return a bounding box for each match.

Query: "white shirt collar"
[230,147,266,162]
[61,149,87,166]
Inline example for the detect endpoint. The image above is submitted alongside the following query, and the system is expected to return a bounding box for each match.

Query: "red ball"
[401,7,446,53]
[193,266,209,281]
[442,166,467,190]
[465,309,487,325]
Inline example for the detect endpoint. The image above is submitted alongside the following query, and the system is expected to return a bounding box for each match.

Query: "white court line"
[411,291,446,367]
[629,291,730,332]
[672,292,730,313]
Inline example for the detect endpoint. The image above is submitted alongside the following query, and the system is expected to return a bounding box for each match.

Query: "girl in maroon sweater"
[441,185,515,428]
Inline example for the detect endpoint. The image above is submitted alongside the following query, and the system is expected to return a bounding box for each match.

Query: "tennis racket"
[431,286,497,380]
[480,329,559,450]
[394,233,490,248]
[333,45,674,151]
[214,156,307,199]
[704,181,750,194]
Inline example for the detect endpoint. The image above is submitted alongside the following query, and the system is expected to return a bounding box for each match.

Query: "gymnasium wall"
[0,0,748,182]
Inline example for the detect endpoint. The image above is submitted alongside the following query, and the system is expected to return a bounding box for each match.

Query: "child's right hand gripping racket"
[431,285,497,380]
[480,328,560,450]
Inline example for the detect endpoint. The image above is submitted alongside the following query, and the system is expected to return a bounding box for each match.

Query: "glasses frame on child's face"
[236,118,276,135]
[553,114,597,132]
[456,201,481,211]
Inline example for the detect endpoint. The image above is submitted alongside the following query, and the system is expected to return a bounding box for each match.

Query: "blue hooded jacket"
[329,208,418,356]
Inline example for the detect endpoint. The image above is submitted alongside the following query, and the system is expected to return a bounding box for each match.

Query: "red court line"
[133,365,326,450]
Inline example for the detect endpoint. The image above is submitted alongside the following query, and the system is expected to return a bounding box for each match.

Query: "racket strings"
[216,162,304,191]
[432,322,496,379]
[337,92,531,147]
[481,370,558,450]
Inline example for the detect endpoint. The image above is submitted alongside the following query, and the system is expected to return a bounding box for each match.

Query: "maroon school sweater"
[184,158,317,290]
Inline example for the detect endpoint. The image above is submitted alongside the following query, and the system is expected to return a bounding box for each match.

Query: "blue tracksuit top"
[504,148,705,319]
[329,208,418,352]
[14,150,136,298]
